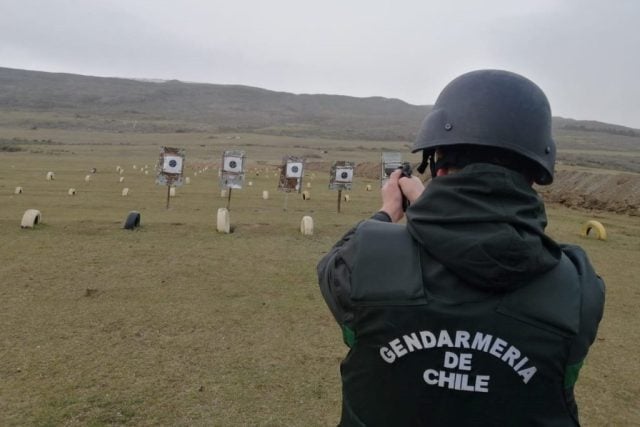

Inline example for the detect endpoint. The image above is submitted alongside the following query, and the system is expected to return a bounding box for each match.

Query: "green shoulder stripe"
[564,360,584,388]
[342,325,357,348]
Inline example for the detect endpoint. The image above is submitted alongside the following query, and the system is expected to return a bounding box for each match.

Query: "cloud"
[1,0,639,127]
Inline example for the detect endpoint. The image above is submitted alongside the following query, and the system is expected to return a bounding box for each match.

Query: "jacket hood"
[406,163,561,291]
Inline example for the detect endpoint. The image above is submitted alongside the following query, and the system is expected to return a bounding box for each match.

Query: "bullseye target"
[286,162,304,178]
[163,155,183,174]
[329,161,355,191]
[156,147,186,187]
[278,156,305,193]
[223,156,243,173]
[335,168,353,182]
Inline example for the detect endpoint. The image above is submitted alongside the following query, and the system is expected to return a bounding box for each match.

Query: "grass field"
[1,130,639,426]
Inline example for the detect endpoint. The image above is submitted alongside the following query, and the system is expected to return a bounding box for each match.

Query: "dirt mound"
[310,161,640,215]
[307,161,383,179]
[538,170,640,215]
[355,162,381,179]
[355,162,640,215]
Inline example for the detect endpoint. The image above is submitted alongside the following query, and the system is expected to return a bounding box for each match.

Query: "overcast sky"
[1,0,639,128]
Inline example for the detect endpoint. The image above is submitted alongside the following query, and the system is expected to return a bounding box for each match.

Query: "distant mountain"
[0,67,639,142]
[552,117,639,137]
[0,67,428,140]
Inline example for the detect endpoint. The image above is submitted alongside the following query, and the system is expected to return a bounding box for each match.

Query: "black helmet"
[413,70,556,185]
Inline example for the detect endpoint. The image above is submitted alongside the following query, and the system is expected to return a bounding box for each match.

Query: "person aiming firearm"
[317,69,605,426]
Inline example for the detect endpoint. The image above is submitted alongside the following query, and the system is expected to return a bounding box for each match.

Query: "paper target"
[286,162,304,178]
[278,156,305,193]
[163,155,183,174]
[335,168,353,183]
[156,147,186,187]
[381,152,402,187]
[223,156,243,173]
[329,161,355,191]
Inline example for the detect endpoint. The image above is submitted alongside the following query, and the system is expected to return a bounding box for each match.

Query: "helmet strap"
[417,150,430,175]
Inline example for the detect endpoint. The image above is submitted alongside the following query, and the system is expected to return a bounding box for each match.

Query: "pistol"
[399,162,412,211]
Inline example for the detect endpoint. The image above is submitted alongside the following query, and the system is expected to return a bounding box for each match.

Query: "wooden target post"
[226,188,233,210]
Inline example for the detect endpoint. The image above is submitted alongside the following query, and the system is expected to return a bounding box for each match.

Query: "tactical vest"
[340,220,583,427]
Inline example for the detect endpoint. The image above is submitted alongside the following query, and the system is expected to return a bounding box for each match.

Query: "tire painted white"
[262,190,269,200]
[185,177,191,184]
[122,188,129,196]
[119,177,125,183]
[14,186,23,194]
[365,184,372,191]
[344,194,351,202]
[302,191,311,200]
[68,188,76,196]
[217,208,231,233]
[170,187,176,197]
[46,171,55,181]
[306,182,312,188]
[21,209,41,228]
[300,216,314,235]
[84,175,91,182]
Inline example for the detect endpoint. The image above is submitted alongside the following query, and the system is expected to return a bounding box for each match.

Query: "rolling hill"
[0,67,428,140]
[2,66,640,143]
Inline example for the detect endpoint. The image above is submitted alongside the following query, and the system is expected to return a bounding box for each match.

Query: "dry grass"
[0,130,638,425]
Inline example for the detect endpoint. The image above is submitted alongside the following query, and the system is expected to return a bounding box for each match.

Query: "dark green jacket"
[317,164,605,426]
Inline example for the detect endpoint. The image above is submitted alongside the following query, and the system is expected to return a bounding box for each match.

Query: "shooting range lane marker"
[119,177,125,183]
[581,220,607,240]
[21,209,41,229]
[300,216,314,236]
[68,188,77,196]
[302,191,311,200]
[123,211,141,230]
[217,208,231,234]
[170,187,176,197]
[14,186,23,194]
[46,171,55,181]
[84,174,91,182]
[262,190,269,200]
[122,188,129,197]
